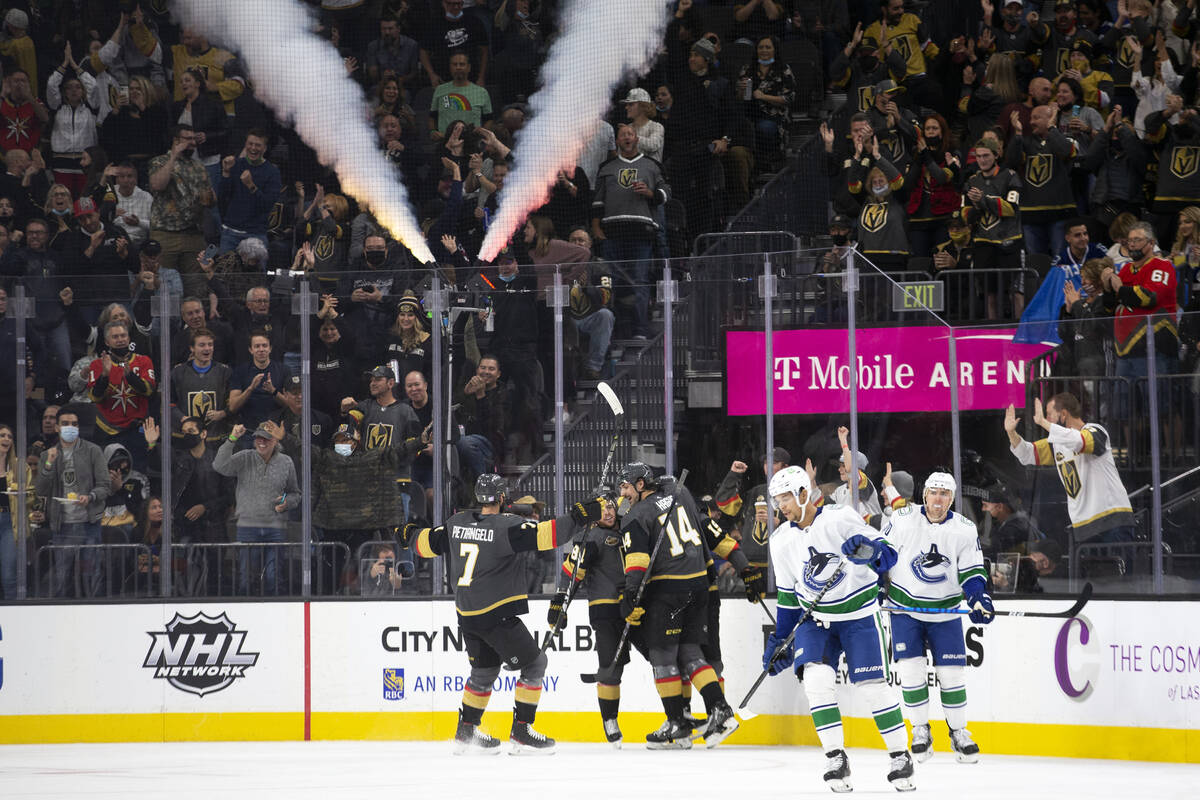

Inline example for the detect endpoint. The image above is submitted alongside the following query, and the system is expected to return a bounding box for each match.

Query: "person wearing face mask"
[1099,221,1180,376]
[99,442,151,549]
[309,295,359,420]
[1058,256,1114,377]
[830,28,906,114]
[170,416,234,595]
[736,36,796,168]
[931,211,976,278]
[905,114,961,259]
[36,406,112,598]
[847,136,909,273]
[85,320,157,473]
[312,415,417,594]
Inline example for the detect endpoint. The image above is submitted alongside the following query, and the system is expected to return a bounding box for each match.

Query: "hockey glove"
[841,534,898,573]
[741,567,767,603]
[399,521,424,549]
[570,498,604,525]
[547,591,569,631]
[763,631,794,676]
[618,592,643,626]
[963,576,994,624]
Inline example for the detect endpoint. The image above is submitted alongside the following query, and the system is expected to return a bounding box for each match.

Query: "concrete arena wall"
[0,598,1196,762]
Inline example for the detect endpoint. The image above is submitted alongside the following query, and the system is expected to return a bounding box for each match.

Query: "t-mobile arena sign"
[726,327,1054,415]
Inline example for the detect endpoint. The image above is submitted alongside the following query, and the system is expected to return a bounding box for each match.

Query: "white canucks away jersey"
[770,505,884,623]
[883,505,987,623]
[1012,422,1134,541]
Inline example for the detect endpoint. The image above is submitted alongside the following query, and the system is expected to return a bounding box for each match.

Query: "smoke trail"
[173,0,433,264]
[478,0,674,262]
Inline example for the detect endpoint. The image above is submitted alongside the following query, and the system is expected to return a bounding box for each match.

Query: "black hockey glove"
[570,498,604,525]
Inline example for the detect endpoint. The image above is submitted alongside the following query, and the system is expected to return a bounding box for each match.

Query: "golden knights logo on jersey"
[1171,146,1200,180]
[314,234,335,261]
[910,543,952,584]
[861,203,888,233]
[1055,48,1070,76]
[857,85,872,111]
[366,423,394,450]
[893,35,913,63]
[1026,154,1052,187]
[1055,452,1082,498]
[882,134,906,162]
[186,391,217,419]
[1116,38,1136,69]
[618,168,638,188]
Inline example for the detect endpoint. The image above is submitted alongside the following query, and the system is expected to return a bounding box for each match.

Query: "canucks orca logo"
[802,546,845,593]
[911,543,951,584]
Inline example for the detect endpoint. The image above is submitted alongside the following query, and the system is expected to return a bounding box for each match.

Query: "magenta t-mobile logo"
[1054,616,1097,701]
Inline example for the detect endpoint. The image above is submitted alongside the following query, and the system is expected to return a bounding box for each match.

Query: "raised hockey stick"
[735,557,851,721]
[880,581,1093,620]
[595,381,625,486]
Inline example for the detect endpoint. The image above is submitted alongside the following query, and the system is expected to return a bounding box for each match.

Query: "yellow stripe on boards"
[2,713,1197,762]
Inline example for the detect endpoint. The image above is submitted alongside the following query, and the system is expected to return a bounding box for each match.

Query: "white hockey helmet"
[768,465,812,509]
[923,471,957,499]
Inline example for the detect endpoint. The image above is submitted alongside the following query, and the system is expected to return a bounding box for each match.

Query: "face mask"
[872,185,888,196]
[364,249,386,266]
[858,55,878,72]
[832,233,848,246]
[51,207,70,216]
[334,443,353,456]
[1127,246,1145,260]
[950,230,970,244]
[446,10,463,19]
[925,135,942,149]
[1002,11,1021,25]
[111,346,130,358]
[1131,19,1151,39]
[181,432,202,449]
[498,271,517,282]
[655,103,669,113]
[59,425,79,443]
[758,57,775,66]
[516,10,528,19]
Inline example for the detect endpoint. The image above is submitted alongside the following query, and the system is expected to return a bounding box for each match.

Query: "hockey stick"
[735,557,850,721]
[505,542,587,671]
[757,600,776,626]
[880,581,1093,620]
[595,381,625,486]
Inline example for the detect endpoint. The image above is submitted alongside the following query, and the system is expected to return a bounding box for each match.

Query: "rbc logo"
[383,668,405,701]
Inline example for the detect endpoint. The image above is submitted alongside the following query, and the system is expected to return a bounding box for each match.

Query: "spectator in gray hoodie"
[214,422,300,595]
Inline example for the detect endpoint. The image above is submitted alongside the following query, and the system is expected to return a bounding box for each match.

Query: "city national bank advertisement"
[0,600,1196,761]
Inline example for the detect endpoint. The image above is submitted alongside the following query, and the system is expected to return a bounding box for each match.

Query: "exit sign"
[892,281,944,313]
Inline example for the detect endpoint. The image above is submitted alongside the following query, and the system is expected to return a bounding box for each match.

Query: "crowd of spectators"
[3,1,1199,598]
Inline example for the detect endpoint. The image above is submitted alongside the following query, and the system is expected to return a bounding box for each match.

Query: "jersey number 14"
[658,506,702,556]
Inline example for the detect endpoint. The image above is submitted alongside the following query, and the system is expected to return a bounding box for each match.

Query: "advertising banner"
[725,327,1054,415]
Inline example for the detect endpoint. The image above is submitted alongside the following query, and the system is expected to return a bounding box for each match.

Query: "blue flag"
[1013,266,1082,345]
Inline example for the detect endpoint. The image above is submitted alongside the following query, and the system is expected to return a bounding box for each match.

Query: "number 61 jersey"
[412,510,562,630]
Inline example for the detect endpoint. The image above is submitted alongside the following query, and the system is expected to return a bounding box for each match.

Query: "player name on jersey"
[452,525,496,542]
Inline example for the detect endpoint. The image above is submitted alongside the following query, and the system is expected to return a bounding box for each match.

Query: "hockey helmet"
[618,462,657,491]
[923,469,957,499]
[474,473,508,505]
[768,464,812,509]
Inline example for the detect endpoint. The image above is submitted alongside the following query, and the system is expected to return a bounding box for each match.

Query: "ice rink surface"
[1,740,1196,800]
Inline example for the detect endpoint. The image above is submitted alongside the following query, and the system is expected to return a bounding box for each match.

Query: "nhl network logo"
[143,612,260,696]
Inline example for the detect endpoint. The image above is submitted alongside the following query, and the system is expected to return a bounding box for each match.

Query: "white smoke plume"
[173,0,433,263]
[478,0,675,262]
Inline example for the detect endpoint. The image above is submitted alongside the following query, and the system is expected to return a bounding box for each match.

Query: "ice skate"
[452,711,501,755]
[603,717,622,749]
[509,713,556,756]
[910,723,933,762]
[700,703,739,749]
[887,750,916,792]
[950,727,980,763]
[822,748,852,793]
[645,718,692,750]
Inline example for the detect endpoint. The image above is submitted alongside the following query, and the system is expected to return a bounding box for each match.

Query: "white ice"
[1,740,1196,800]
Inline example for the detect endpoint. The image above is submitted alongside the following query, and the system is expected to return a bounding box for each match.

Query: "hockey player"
[763,465,915,793]
[402,473,602,756]
[617,463,739,750]
[552,487,638,747]
[883,469,992,764]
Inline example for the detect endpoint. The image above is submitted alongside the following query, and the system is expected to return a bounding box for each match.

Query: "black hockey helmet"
[474,473,508,505]
[618,462,657,491]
